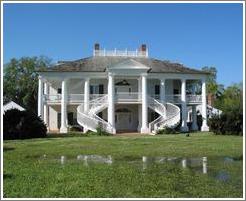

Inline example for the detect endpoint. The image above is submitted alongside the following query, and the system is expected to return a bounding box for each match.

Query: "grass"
[3,132,243,198]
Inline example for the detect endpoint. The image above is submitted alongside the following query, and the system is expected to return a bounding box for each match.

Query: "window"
[58,88,62,94]
[68,112,74,125]
[173,89,179,94]
[155,85,160,95]
[90,85,99,94]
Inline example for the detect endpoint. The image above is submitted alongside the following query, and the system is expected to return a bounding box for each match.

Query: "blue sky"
[3,3,243,86]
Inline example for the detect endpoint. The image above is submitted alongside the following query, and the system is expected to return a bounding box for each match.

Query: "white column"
[160,79,165,103]
[180,78,188,132]
[138,105,142,132]
[43,82,49,128]
[201,78,209,131]
[108,73,116,134]
[138,77,142,131]
[84,78,90,113]
[191,105,198,131]
[60,79,68,133]
[38,76,44,119]
[141,74,149,133]
[138,77,142,100]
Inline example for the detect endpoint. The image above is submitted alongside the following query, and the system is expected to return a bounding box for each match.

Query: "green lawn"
[3,132,243,198]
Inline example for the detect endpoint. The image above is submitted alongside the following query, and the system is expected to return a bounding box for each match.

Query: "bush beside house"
[3,109,47,140]
[208,112,243,136]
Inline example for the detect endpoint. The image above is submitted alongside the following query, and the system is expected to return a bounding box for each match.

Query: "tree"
[202,66,224,98]
[214,82,242,113]
[209,82,243,135]
[3,56,51,114]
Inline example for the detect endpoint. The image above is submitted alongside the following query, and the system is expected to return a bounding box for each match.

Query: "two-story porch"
[38,75,208,134]
[37,44,210,134]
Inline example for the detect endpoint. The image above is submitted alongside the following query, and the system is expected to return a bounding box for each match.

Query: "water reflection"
[141,156,208,174]
[54,154,238,182]
[76,155,113,166]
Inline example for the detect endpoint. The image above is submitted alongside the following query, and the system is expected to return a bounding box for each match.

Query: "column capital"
[141,73,148,77]
[181,78,186,82]
[84,77,90,81]
[201,77,206,83]
[62,78,69,82]
[108,72,115,77]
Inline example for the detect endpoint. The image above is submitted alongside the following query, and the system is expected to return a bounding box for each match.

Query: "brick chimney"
[94,43,100,56]
[139,44,147,57]
[94,43,100,50]
[140,44,146,52]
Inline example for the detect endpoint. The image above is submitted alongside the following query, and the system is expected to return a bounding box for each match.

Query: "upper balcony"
[44,93,202,105]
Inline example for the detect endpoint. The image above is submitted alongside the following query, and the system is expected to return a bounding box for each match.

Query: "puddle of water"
[40,154,241,183]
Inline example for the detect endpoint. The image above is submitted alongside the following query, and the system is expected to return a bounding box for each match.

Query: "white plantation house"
[37,44,210,134]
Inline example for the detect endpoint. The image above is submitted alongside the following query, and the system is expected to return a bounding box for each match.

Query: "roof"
[38,56,209,74]
[3,101,25,114]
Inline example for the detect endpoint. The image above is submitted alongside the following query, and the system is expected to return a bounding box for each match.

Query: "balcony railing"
[44,93,202,104]
[115,92,142,102]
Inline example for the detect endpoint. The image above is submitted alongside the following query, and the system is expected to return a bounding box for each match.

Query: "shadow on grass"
[3,147,15,152]
[47,132,89,139]
[3,173,14,179]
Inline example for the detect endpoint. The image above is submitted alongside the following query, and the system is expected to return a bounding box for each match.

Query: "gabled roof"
[3,101,25,113]
[38,56,209,74]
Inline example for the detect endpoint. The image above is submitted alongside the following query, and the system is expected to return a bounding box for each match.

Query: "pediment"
[108,59,150,70]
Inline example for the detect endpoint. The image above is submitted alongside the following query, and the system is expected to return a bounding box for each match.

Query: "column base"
[180,125,189,132]
[141,127,149,134]
[201,124,209,131]
[110,128,116,134]
[191,123,198,131]
[60,127,68,133]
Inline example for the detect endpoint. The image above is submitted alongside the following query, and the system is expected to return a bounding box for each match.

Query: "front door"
[116,112,132,130]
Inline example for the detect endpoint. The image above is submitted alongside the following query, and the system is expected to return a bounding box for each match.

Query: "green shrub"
[68,125,83,132]
[208,111,243,136]
[156,127,177,135]
[83,126,112,136]
[3,109,47,140]
[96,126,112,136]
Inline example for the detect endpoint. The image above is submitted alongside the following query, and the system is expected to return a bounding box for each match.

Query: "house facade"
[37,44,210,134]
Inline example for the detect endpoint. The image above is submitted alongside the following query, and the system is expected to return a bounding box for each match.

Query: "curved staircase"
[77,95,115,133]
[77,95,180,134]
[148,96,180,133]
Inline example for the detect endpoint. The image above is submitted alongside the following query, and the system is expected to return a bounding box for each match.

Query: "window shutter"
[99,84,104,94]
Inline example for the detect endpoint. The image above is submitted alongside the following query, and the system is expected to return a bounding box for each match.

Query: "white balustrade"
[94,49,148,58]
[115,92,141,102]
[44,93,202,104]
